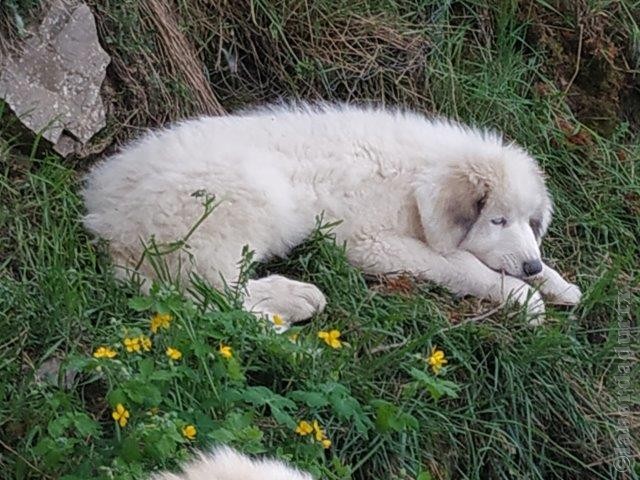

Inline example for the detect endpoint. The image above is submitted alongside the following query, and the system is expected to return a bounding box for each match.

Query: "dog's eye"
[491,217,507,226]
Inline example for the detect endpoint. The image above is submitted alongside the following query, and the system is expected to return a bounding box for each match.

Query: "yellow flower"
[295,420,313,436]
[123,335,152,353]
[182,424,197,440]
[297,419,331,448]
[272,314,285,326]
[166,347,182,361]
[123,337,140,353]
[139,335,152,352]
[318,329,342,349]
[427,347,448,375]
[312,420,325,441]
[139,335,151,351]
[288,333,300,343]
[124,336,151,353]
[312,420,331,448]
[93,346,117,359]
[219,344,232,359]
[112,403,130,427]
[150,313,172,333]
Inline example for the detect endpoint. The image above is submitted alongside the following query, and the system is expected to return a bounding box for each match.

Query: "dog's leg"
[526,263,582,305]
[243,275,326,329]
[348,234,545,319]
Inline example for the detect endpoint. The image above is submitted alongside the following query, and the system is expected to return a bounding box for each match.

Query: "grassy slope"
[1,1,639,479]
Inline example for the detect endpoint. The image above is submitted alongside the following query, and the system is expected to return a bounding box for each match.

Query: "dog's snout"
[522,259,542,277]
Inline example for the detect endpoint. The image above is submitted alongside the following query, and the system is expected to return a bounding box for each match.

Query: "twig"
[142,0,225,116]
[0,438,52,479]
[460,304,505,324]
[369,339,409,355]
[435,305,505,334]
[564,23,584,95]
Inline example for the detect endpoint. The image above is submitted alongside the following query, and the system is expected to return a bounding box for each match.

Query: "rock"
[33,356,78,389]
[0,0,110,156]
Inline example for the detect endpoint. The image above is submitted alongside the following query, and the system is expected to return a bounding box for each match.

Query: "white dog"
[151,447,312,480]
[83,104,581,325]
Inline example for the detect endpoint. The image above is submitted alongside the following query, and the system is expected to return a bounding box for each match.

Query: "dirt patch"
[523,0,639,135]
[371,273,418,297]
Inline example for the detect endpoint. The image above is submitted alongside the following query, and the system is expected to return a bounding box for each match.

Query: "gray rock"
[33,356,78,389]
[0,0,110,156]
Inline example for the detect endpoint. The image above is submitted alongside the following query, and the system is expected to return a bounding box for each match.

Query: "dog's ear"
[531,190,553,244]
[414,166,489,253]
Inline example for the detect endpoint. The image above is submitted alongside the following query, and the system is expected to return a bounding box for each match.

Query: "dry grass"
[0,1,638,479]
[141,0,225,116]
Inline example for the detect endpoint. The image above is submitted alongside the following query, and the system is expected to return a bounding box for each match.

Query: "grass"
[0,1,639,479]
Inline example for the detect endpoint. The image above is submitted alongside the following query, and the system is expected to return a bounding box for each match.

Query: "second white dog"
[83,104,581,325]
[151,448,312,480]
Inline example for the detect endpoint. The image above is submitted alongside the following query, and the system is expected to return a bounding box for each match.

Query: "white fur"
[150,447,313,480]
[83,104,580,324]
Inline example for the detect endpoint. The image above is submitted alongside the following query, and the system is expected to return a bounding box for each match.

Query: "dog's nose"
[522,259,543,277]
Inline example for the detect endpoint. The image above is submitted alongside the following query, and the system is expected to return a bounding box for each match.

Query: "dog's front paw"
[244,275,326,331]
[280,280,327,322]
[531,264,582,307]
[547,282,582,306]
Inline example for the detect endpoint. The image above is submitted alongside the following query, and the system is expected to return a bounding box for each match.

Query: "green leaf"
[193,342,213,357]
[65,355,93,372]
[209,427,234,442]
[270,405,296,429]
[120,435,142,463]
[226,357,245,382]
[220,388,243,403]
[128,296,153,312]
[138,357,154,379]
[154,434,177,459]
[320,382,372,432]
[48,415,71,437]
[408,368,459,401]
[71,412,99,437]
[208,412,264,447]
[417,472,433,480]
[123,379,162,405]
[289,390,328,408]
[149,369,179,381]
[243,386,271,406]
[224,411,254,430]
[34,437,72,468]
[107,388,127,407]
[371,400,418,433]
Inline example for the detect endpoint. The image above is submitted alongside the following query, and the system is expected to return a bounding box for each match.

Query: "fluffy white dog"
[150,447,312,480]
[83,104,581,325]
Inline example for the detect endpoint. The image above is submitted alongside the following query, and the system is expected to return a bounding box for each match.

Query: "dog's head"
[415,141,552,279]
